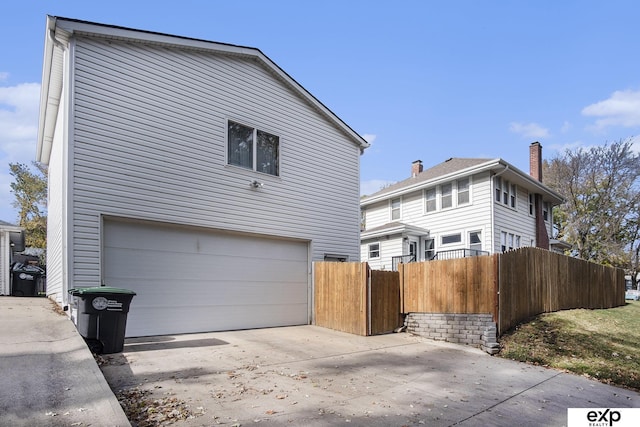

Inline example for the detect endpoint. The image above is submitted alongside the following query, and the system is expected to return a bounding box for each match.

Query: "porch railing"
[432,248,489,260]
[391,254,416,271]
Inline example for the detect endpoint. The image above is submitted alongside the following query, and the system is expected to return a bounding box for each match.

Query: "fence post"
[494,253,501,335]
[398,263,405,314]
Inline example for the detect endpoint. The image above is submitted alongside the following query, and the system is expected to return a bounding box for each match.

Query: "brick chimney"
[529,142,542,182]
[411,160,423,178]
[529,142,550,249]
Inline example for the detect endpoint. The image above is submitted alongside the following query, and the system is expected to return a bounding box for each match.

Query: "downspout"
[491,165,509,335]
[490,164,509,253]
[48,28,66,50]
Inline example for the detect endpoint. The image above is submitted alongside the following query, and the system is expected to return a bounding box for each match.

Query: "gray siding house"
[37,16,368,337]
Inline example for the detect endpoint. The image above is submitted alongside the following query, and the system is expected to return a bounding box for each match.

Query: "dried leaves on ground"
[116,387,204,426]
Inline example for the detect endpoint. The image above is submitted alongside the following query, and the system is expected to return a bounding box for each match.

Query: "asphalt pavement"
[2,296,639,427]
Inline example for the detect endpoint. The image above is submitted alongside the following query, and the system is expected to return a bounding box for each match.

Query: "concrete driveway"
[99,325,640,426]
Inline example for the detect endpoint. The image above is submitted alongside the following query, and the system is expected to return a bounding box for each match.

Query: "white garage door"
[103,220,309,337]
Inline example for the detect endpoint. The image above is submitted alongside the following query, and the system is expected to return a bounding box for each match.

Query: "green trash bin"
[69,287,136,354]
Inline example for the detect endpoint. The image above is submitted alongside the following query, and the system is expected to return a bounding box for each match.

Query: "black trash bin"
[11,263,44,296]
[68,287,136,354]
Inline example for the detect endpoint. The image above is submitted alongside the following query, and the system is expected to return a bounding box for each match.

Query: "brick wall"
[404,313,500,354]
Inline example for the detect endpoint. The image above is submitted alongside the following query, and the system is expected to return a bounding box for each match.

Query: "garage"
[102,219,310,337]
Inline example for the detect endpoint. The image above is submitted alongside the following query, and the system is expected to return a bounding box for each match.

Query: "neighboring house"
[0,220,24,295]
[37,17,368,337]
[360,143,565,270]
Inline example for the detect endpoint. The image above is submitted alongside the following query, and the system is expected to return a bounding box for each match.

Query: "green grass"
[498,301,640,391]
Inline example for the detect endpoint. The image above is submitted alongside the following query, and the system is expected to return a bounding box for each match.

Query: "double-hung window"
[368,243,380,259]
[469,231,482,252]
[529,193,535,216]
[391,198,401,220]
[425,188,436,212]
[494,177,516,208]
[457,177,470,205]
[227,121,279,176]
[441,183,452,209]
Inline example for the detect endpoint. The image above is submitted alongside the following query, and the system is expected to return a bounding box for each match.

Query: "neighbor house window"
[441,183,452,209]
[529,193,535,216]
[391,198,401,220]
[441,233,461,245]
[368,243,380,259]
[457,177,470,205]
[501,231,507,252]
[543,202,550,221]
[227,120,279,176]
[425,188,436,212]
[495,177,502,202]
[469,231,482,252]
[424,238,435,260]
[495,177,516,208]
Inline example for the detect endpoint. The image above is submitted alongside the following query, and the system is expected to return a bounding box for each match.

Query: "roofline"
[360,158,565,207]
[0,223,23,232]
[37,16,369,163]
[361,223,430,240]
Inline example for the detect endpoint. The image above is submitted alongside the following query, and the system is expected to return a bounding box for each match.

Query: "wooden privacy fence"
[498,247,625,333]
[400,247,625,334]
[315,247,625,337]
[399,256,497,315]
[314,262,401,336]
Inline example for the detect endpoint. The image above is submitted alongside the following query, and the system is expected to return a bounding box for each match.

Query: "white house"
[37,16,368,337]
[0,220,24,295]
[360,143,565,270]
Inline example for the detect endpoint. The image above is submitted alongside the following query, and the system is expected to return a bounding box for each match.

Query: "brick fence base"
[404,313,500,354]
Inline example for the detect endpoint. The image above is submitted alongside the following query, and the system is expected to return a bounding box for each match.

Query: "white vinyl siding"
[44,90,67,301]
[361,237,403,271]
[65,35,361,291]
[493,185,537,251]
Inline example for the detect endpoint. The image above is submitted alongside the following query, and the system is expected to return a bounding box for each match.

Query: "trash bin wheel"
[85,338,104,354]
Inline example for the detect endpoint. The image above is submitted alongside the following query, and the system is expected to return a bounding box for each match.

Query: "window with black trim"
[227,120,279,176]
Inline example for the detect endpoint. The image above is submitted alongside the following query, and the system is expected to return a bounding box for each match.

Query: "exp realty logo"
[568,408,640,427]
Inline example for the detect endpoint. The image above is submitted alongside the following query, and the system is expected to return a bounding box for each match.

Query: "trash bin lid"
[68,286,137,296]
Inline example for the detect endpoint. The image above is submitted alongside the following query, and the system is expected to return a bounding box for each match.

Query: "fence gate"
[314,262,402,336]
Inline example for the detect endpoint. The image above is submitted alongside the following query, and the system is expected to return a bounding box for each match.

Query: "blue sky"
[2,1,640,223]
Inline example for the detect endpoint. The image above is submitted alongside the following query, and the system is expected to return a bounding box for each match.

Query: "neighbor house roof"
[361,222,430,240]
[37,16,369,164]
[361,157,564,207]
[0,220,22,231]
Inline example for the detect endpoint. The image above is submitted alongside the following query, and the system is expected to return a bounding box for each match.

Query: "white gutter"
[361,158,564,207]
[37,16,66,164]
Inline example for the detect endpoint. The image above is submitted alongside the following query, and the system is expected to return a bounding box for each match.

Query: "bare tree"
[544,139,640,274]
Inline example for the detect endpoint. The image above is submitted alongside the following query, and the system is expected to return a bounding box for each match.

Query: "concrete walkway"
[102,325,640,426]
[0,297,130,426]
[2,296,639,426]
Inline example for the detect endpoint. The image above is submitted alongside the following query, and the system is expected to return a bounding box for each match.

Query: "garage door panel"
[128,303,309,337]
[111,280,309,307]
[105,248,308,282]
[103,220,309,337]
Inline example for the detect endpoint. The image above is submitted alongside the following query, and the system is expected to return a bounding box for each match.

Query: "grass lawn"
[498,301,640,392]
